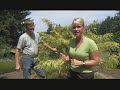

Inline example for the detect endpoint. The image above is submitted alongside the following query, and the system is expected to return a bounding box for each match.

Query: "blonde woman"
[60,17,100,79]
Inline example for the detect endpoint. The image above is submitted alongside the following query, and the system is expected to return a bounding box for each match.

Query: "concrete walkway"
[0,68,120,79]
[0,70,23,79]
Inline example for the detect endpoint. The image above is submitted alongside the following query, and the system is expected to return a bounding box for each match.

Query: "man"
[15,20,57,79]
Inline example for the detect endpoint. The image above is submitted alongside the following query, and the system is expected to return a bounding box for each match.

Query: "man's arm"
[15,48,21,71]
[42,42,57,52]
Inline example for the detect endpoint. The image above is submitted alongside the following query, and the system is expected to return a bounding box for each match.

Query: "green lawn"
[0,61,15,75]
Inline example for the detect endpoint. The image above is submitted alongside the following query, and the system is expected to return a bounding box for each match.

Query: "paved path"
[95,68,120,79]
[1,68,120,79]
[0,70,23,79]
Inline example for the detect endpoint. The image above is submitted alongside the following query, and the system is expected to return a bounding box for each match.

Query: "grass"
[0,60,15,75]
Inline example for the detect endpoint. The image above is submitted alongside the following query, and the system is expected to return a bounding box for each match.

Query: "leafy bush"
[34,59,70,79]
[0,45,12,59]
[99,54,119,70]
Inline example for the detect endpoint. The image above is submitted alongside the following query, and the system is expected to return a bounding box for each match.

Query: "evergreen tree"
[0,10,31,48]
[97,11,120,43]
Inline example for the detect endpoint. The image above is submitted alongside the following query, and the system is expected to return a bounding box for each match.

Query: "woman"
[60,17,100,79]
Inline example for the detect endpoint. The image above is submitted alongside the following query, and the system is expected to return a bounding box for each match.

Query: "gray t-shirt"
[17,32,43,57]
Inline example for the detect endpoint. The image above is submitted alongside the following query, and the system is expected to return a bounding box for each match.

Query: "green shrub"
[99,54,119,70]
[34,59,70,79]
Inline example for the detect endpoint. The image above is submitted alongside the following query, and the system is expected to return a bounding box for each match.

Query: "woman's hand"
[60,53,70,62]
[71,59,83,66]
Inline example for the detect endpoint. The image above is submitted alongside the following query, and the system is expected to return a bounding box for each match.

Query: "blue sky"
[26,10,118,32]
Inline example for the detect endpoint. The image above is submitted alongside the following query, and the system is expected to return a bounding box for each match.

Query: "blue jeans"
[21,56,46,79]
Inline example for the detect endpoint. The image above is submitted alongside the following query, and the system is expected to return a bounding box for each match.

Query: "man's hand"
[52,48,57,52]
[16,64,21,72]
